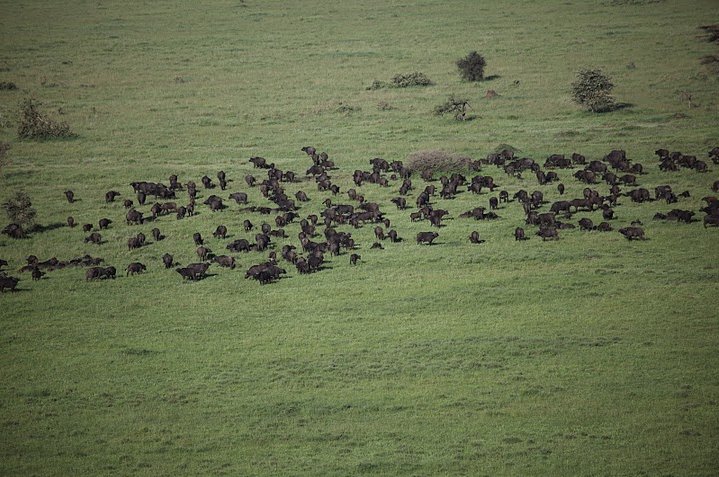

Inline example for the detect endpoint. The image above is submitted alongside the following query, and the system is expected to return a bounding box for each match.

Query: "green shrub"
[17,98,74,139]
[456,51,487,81]
[406,150,476,177]
[571,69,616,112]
[2,191,36,229]
[366,72,433,90]
[391,72,433,87]
[433,95,471,120]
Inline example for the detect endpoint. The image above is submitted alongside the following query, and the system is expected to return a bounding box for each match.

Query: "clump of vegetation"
[456,51,487,81]
[391,72,433,87]
[700,55,719,76]
[335,102,361,115]
[367,72,433,90]
[434,95,472,120]
[406,150,476,177]
[0,81,17,90]
[571,69,616,113]
[0,142,11,177]
[17,98,74,139]
[2,191,36,230]
[700,24,719,44]
[377,100,394,111]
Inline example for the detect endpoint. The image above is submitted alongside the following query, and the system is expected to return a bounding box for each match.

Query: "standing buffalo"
[619,227,646,240]
[162,253,174,268]
[126,262,147,276]
[0,275,20,292]
[213,225,228,239]
[416,232,439,245]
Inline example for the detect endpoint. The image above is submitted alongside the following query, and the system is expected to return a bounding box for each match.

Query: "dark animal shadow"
[613,102,633,111]
[483,75,501,81]
[31,223,65,233]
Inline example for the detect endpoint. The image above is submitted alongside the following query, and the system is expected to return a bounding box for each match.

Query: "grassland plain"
[0,0,718,475]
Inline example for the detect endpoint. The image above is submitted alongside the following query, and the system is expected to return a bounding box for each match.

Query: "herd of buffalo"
[1,145,718,291]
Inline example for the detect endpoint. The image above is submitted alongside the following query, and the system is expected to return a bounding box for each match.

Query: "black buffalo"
[0,275,19,292]
[126,262,147,276]
[416,232,439,245]
[619,227,646,240]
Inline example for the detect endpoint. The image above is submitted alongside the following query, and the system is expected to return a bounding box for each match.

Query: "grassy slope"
[1,0,718,475]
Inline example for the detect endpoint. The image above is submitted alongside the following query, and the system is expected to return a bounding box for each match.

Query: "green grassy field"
[1,0,718,475]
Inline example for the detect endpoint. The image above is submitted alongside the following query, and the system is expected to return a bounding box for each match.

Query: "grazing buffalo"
[227,239,251,253]
[229,192,248,205]
[578,218,594,231]
[152,227,164,241]
[514,227,527,241]
[184,262,211,280]
[213,225,228,239]
[370,242,384,249]
[489,197,499,210]
[704,216,719,228]
[82,223,93,233]
[126,262,147,276]
[295,190,309,202]
[105,190,121,202]
[2,223,25,240]
[193,232,203,246]
[387,230,400,243]
[176,267,195,280]
[31,267,44,281]
[64,190,75,203]
[619,227,646,240]
[0,275,20,292]
[85,232,102,245]
[67,216,76,228]
[350,253,361,265]
[469,231,484,244]
[176,206,187,219]
[196,246,211,261]
[127,236,142,250]
[416,232,439,245]
[126,209,143,225]
[213,255,236,269]
[666,209,695,223]
[597,222,613,232]
[537,227,559,241]
[98,218,112,230]
[162,253,174,268]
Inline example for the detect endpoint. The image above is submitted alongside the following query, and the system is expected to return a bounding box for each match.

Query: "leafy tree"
[456,51,487,81]
[571,69,616,112]
[434,95,471,120]
[17,98,73,139]
[3,191,36,229]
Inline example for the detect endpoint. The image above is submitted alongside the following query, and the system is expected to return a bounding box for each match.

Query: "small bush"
[366,79,387,90]
[571,69,616,113]
[0,81,17,90]
[366,72,433,90]
[0,142,11,176]
[2,191,36,229]
[17,98,74,139]
[434,95,472,120]
[391,72,433,87]
[406,150,476,177]
[457,51,487,81]
[377,101,394,111]
[335,102,361,115]
[700,24,719,44]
